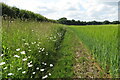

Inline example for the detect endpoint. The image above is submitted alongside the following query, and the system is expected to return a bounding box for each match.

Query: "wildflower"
[0,62,5,66]
[30,61,32,63]
[16,48,20,51]
[28,50,31,52]
[14,55,20,58]
[22,58,27,61]
[3,67,7,70]
[18,67,22,70]
[50,64,53,67]
[36,67,39,70]
[48,73,51,76]
[8,73,14,76]
[22,71,26,74]
[49,37,52,40]
[32,72,35,74]
[27,63,33,67]
[20,51,26,54]
[37,44,40,46]
[42,75,48,79]
[31,42,34,44]
[28,64,33,67]
[0,54,4,57]
[38,50,41,53]
[46,53,48,55]
[42,48,45,51]
[44,63,47,65]
[40,48,42,50]
[25,43,29,45]
[42,62,44,64]
[40,69,44,72]
[28,56,31,58]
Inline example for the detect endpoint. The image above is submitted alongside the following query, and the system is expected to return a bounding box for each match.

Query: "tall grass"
[1,19,70,78]
[70,25,119,78]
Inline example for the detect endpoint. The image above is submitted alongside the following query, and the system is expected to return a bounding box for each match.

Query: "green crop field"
[69,25,119,78]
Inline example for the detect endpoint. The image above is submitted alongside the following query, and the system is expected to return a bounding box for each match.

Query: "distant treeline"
[1,3,120,25]
[1,3,57,23]
[57,18,120,25]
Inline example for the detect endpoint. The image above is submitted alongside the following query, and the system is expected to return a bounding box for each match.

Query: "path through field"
[69,26,111,78]
[73,40,110,78]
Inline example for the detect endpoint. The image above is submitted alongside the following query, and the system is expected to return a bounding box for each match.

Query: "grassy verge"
[1,19,71,78]
[50,28,78,78]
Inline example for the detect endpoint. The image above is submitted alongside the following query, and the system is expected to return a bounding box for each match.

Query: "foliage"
[1,3,57,23]
[1,19,75,78]
[70,25,119,78]
[50,28,77,78]
[58,17,120,25]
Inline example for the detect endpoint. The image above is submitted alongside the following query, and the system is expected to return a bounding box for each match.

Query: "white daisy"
[42,75,48,79]
[16,48,20,51]
[28,50,31,52]
[0,54,4,57]
[8,73,14,76]
[0,62,5,66]
[14,55,20,58]
[36,67,39,70]
[27,63,33,67]
[28,56,31,58]
[44,63,47,65]
[32,72,35,74]
[20,51,26,54]
[3,67,7,70]
[22,71,26,74]
[18,67,22,70]
[48,73,51,76]
[42,48,45,51]
[30,61,32,63]
[22,58,27,61]
[40,69,44,72]
[24,43,29,45]
[50,64,53,67]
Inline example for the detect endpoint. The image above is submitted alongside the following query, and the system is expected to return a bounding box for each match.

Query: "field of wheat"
[70,25,119,78]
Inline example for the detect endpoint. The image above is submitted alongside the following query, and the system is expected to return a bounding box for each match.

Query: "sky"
[1,0,120,21]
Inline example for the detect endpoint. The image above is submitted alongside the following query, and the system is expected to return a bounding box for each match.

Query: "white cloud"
[1,0,118,21]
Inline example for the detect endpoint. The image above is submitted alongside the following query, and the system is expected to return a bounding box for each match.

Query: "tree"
[103,20,110,24]
[58,17,67,24]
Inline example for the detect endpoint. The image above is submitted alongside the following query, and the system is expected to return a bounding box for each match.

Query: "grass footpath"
[50,28,76,78]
